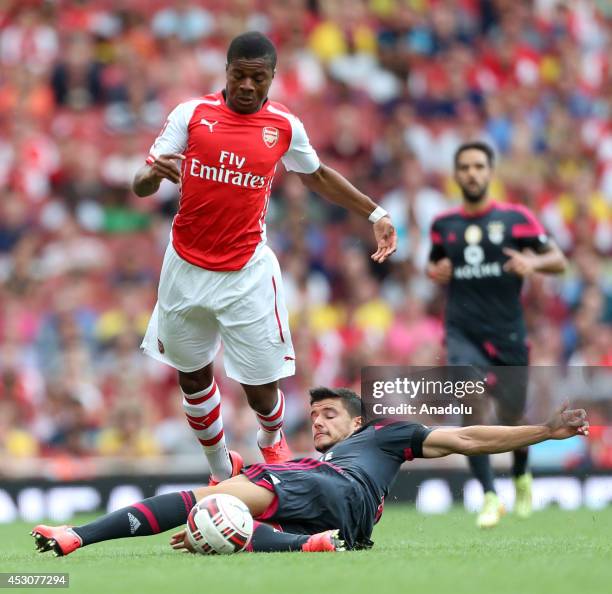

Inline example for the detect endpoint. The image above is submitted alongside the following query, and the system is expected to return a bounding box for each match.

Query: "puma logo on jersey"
[200,119,218,133]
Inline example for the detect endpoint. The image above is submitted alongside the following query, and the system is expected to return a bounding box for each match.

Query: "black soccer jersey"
[243,421,432,548]
[429,201,549,348]
[318,421,432,535]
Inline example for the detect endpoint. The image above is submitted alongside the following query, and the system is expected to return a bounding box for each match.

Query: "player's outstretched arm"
[297,164,397,263]
[422,403,588,458]
[132,153,186,197]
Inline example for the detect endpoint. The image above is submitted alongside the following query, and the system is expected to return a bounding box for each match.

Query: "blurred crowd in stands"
[0,0,611,474]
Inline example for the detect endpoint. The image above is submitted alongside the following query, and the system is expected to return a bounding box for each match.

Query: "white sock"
[202,442,232,483]
[182,381,232,481]
[256,390,285,448]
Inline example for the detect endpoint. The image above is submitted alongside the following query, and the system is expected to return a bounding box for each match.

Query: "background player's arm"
[297,164,397,263]
[503,240,567,277]
[427,220,452,283]
[426,258,452,283]
[421,404,588,458]
[504,207,567,276]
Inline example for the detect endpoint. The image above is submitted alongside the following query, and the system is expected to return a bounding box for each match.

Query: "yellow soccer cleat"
[514,473,533,518]
[476,492,505,528]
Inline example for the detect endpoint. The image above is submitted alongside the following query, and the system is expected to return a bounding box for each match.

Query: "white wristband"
[368,206,388,223]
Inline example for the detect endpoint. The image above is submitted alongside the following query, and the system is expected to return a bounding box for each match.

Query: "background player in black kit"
[32,387,588,556]
[427,141,567,527]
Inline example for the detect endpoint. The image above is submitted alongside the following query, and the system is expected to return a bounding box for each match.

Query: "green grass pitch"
[1,507,610,594]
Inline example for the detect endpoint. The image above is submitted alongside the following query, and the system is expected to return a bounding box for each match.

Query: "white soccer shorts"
[141,243,295,385]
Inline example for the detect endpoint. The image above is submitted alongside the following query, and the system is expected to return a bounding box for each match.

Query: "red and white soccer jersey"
[147,91,320,271]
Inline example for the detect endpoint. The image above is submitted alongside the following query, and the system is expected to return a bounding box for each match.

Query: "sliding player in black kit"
[32,387,588,555]
[427,141,567,527]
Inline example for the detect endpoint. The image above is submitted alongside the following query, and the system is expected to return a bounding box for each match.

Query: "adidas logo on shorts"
[128,513,141,534]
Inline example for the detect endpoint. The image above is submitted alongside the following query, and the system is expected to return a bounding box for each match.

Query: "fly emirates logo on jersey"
[189,150,270,189]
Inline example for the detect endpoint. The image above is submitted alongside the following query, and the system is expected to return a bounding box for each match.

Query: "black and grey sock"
[247,521,309,552]
[468,454,496,493]
[512,447,529,477]
[73,491,196,546]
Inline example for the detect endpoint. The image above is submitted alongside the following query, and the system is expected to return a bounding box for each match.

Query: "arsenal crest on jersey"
[262,126,279,148]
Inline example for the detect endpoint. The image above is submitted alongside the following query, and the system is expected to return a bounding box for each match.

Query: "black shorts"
[242,458,371,549]
[446,325,529,366]
[446,326,529,422]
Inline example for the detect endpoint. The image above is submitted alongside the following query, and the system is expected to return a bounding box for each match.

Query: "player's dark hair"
[227,31,277,70]
[454,141,495,168]
[309,387,362,418]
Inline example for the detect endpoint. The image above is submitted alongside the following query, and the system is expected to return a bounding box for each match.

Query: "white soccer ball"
[186,494,253,555]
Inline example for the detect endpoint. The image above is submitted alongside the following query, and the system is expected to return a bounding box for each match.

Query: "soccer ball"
[186,494,253,555]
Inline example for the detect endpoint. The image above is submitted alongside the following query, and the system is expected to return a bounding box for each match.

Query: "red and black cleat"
[302,529,346,552]
[208,450,244,486]
[259,432,293,464]
[31,525,82,557]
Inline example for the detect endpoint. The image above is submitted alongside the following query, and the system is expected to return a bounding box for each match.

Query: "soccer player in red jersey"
[131,32,397,482]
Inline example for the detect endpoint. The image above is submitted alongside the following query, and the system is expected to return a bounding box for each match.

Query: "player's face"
[454,149,492,203]
[225,58,275,114]
[310,399,362,453]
